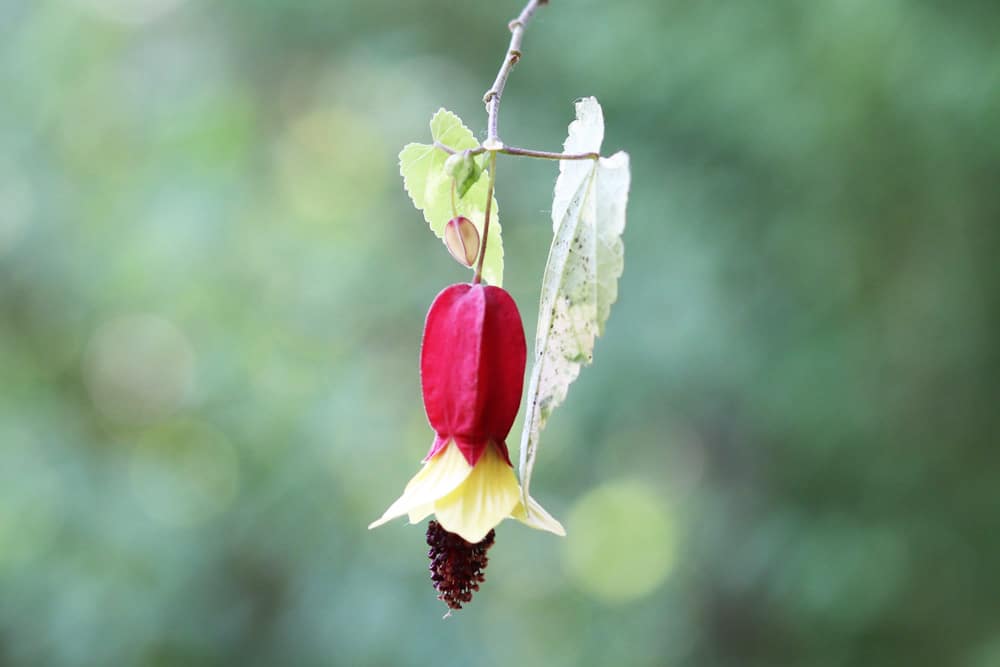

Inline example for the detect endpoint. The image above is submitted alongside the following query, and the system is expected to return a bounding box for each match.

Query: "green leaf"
[399,109,503,286]
[518,97,631,504]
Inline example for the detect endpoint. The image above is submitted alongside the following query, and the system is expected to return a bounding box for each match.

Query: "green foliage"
[399,110,503,286]
[519,98,630,504]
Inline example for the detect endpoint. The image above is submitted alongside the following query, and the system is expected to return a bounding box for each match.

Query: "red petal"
[420,284,526,467]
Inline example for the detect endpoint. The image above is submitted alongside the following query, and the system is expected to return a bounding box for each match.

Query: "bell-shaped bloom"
[369,283,564,544]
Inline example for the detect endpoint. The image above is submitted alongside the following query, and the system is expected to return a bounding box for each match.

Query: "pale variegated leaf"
[519,97,630,504]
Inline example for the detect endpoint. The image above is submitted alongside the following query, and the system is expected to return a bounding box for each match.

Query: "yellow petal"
[368,441,472,530]
[512,494,566,537]
[407,503,434,524]
[433,442,521,543]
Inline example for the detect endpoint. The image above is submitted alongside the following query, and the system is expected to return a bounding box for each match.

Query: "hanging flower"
[369,283,564,607]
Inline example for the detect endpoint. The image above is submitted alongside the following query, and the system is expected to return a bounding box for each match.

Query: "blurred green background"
[2,0,999,665]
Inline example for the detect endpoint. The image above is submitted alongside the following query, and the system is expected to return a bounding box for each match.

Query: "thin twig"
[483,0,548,148]
[434,143,596,162]
[501,146,598,161]
[437,2,597,174]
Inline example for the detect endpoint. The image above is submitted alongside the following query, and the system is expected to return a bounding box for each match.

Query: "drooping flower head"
[369,283,563,607]
[421,282,525,474]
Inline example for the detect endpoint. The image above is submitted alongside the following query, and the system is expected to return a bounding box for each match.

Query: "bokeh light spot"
[128,420,239,526]
[84,314,195,424]
[274,107,387,231]
[969,635,1000,667]
[564,480,677,603]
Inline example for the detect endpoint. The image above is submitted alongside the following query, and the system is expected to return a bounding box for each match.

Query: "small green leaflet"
[399,110,503,286]
[518,97,630,507]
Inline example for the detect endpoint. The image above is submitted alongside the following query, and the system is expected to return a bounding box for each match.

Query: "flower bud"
[443,216,480,268]
[444,151,483,198]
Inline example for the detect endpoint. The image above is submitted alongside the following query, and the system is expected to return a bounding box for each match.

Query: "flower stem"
[472,150,498,285]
